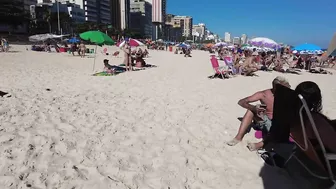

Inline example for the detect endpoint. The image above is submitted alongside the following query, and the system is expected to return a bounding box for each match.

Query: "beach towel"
[93,71,125,76]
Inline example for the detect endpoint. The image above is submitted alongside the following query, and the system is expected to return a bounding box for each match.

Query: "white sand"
[1,45,336,189]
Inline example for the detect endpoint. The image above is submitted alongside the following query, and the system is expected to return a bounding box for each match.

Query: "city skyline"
[167,0,336,48]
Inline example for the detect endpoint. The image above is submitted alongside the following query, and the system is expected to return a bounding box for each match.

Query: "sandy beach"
[1,45,336,189]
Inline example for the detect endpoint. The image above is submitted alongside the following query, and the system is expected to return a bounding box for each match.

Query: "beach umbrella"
[67,37,80,43]
[79,31,115,72]
[214,42,227,47]
[176,43,190,48]
[241,44,251,48]
[249,37,279,49]
[293,43,321,51]
[79,31,115,45]
[118,38,145,47]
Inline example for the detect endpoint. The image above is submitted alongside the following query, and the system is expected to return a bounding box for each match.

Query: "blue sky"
[167,0,336,48]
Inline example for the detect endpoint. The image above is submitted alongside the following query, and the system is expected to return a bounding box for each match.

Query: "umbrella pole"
[92,45,98,72]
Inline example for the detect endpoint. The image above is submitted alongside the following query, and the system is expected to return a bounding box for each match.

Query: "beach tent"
[324,33,336,58]
[29,34,68,42]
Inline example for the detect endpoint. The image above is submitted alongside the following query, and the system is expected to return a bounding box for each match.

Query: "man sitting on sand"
[227,76,291,151]
[242,51,259,75]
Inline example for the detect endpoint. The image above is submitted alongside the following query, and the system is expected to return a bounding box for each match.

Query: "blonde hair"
[273,76,290,87]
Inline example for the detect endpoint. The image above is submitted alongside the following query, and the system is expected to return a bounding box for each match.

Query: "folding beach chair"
[210,55,228,79]
[223,56,237,74]
[264,85,336,188]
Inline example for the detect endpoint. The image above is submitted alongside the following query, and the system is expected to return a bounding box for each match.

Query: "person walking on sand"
[79,42,86,58]
[226,76,290,151]
[123,41,132,71]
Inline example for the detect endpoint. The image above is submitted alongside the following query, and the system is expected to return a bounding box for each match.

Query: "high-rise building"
[110,0,130,30]
[36,0,85,23]
[224,32,231,43]
[130,0,152,38]
[120,0,130,29]
[24,0,37,12]
[241,34,247,44]
[233,37,241,45]
[71,0,111,24]
[110,0,121,30]
[151,0,166,40]
[151,0,165,23]
[192,23,206,40]
[171,16,193,37]
[165,14,182,42]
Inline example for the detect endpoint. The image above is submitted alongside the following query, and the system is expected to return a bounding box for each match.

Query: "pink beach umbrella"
[118,38,145,47]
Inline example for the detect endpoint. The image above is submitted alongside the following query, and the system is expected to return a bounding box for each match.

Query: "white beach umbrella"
[214,42,227,47]
[249,37,279,48]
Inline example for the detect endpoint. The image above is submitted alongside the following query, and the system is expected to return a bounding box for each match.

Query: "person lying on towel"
[226,76,291,151]
[103,59,126,72]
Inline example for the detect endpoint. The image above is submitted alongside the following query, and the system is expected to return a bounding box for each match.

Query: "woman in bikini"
[79,42,86,58]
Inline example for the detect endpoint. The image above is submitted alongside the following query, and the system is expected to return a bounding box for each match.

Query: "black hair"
[295,81,322,113]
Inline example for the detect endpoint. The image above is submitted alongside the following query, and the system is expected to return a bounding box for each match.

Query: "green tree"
[50,12,72,34]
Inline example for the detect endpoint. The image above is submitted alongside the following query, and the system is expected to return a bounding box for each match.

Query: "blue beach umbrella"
[176,43,190,48]
[293,43,321,51]
[68,37,80,43]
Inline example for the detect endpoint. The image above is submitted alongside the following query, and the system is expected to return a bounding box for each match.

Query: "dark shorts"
[254,115,272,132]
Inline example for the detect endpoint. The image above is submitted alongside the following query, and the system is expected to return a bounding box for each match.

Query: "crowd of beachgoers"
[1,36,336,189]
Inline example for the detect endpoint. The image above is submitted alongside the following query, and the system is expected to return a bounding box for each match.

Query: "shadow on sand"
[259,148,334,189]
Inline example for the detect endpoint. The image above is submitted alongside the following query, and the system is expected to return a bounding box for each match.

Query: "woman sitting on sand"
[143,49,149,57]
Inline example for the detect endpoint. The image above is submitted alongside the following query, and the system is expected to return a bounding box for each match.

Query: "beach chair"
[210,55,228,79]
[223,56,237,74]
[263,85,336,188]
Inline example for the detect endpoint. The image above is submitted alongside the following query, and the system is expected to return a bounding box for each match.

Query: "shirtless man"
[79,42,86,58]
[227,76,291,151]
[242,51,259,75]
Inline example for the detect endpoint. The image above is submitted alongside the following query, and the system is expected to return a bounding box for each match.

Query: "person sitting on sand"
[227,76,291,151]
[242,51,259,75]
[103,59,126,73]
[291,81,336,152]
[329,56,336,68]
[137,48,143,56]
[143,49,149,57]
